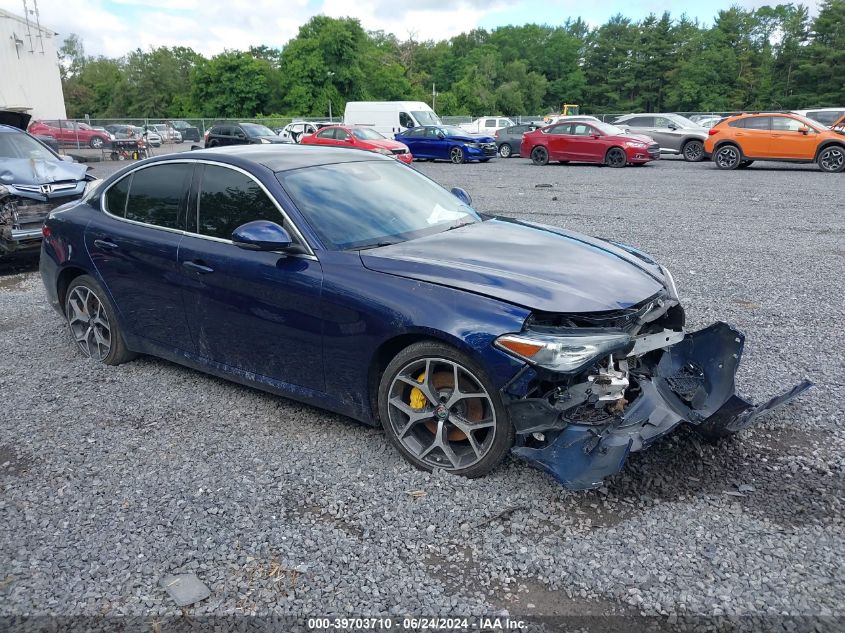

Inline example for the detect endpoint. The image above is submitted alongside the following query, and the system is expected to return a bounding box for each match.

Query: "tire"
[208,139,219,148]
[89,136,104,149]
[64,275,136,366]
[737,160,754,169]
[714,145,741,170]
[605,147,627,168]
[377,341,514,478]
[682,139,705,162]
[450,146,465,164]
[530,146,548,166]
[817,145,845,173]
[498,143,512,158]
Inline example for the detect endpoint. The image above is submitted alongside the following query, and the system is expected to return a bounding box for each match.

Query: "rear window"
[118,164,193,229]
[104,175,130,216]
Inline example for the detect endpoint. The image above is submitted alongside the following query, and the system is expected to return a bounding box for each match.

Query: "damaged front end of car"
[497,273,812,490]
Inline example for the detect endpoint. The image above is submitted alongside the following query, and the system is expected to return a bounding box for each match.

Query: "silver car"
[613,113,709,161]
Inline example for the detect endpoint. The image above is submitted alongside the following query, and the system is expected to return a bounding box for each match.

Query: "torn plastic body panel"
[503,318,813,491]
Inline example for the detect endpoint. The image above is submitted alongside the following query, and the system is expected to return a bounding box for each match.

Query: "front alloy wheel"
[450,147,465,164]
[89,137,104,149]
[817,146,845,173]
[499,143,512,158]
[531,146,549,166]
[379,342,512,478]
[605,147,627,168]
[714,145,741,170]
[683,140,704,162]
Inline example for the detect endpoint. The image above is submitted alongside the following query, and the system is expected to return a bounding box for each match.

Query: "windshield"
[789,113,826,131]
[594,122,626,135]
[241,123,275,137]
[352,128,386,140]
[411,110,442,126]
[668,114,699,128]
[278,160,480,250]
[440,126,470,137]
[0,131,58,160]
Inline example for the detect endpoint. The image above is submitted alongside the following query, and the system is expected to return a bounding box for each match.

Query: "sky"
[1,0,822,58]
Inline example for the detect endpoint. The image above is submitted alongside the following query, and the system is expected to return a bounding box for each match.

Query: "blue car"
[39,145,810,489]
[394,126,497,163]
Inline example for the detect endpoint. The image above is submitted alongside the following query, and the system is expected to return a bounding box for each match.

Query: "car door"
[732,116,773,157]
[334,127,354,148]
[652,116,684,151]
[85,162,195,352]
[311,127,336,145]
[567,123,605,161]
[769,115,819,159]
[429,127,450,159]
[177,163,325,390]
[544,124,573,160]
[620,116,657,145]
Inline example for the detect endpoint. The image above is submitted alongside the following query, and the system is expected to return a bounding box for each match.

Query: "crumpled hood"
[0,158,88,186]
[449,134,495,143]
[360,218,667,313]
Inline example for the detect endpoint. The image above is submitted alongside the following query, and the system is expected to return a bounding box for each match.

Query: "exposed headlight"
[495,330,632,373]
[260,138,271,144]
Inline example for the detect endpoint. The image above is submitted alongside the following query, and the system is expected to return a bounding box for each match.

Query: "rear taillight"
[42,225,51,238]
[708,128,720,135]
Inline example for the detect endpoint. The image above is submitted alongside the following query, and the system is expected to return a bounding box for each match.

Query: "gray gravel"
[1,153,843,631]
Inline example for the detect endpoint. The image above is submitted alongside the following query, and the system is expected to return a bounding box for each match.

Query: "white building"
[0,7,67,120]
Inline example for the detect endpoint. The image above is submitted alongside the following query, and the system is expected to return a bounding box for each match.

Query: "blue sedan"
[394,126,497,163]
[39,145,810,489]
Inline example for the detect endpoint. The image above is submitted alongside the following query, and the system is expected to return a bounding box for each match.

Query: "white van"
[344,101,442,136]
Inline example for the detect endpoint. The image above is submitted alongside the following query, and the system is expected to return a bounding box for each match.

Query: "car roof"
[156,144,393,172]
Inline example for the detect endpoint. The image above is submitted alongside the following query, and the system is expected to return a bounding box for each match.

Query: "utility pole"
[432,83,436,111]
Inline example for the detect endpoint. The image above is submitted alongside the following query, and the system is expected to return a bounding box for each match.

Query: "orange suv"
[704,112,845,173]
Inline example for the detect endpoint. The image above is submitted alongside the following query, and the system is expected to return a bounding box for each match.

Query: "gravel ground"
[1,153,843,632]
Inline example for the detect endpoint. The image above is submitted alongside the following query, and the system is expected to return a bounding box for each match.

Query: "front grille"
[648,144,660,157]
[14,181,80,195]
[391,148,407,155]
[481,143,497,156]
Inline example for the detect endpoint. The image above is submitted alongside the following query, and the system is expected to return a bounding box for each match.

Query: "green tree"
[191,51,273,117]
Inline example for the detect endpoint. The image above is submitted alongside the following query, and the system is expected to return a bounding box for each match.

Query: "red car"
[300,125,413,164]
[520,121,659,167]
[28,120,112,149]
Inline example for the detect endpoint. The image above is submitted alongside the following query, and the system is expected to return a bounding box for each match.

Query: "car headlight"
[465,143,481,148]
[625,141,646,148]
[373,148,393,155]
[109,133,116,140]
[260,138,271,144]
[496,330,633,373]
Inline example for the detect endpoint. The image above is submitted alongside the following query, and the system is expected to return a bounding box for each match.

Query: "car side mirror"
[232,221,292,252]
[437,131,446,139]
[450,187,472,206]
[591,134,601,139]
[667,124,678,130]
[799,126,810,135]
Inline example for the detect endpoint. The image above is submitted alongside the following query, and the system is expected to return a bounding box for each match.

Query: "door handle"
[182,260,214,274]
[93,238,119,250]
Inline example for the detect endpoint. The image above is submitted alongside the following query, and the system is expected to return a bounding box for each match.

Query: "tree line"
[59,1,845,120]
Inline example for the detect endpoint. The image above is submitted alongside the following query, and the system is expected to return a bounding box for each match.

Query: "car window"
[399,112,413,128]
[655,116,676,128]
[105,174,131,216]
[316,128,335,139]
[425,128,442,138]
[771,116,807,132]
[197,165,282,240]
[123,164,192,230]
[0,131,57,160]
[484,119,496,127]
[571,124,595,136]
[806,110,844,125]
[547,124,570,135]
[405,128,425,138]
[334,128,350,140]
[624,117,654,127]
[743,116,772,130]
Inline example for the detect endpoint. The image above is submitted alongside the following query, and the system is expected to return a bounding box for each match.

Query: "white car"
[148,124,182,144]
[278,121,321,143]
[459,117,515,135]
[790,107,845,127]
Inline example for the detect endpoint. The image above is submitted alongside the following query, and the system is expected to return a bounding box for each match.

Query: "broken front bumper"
[505,322,813,490]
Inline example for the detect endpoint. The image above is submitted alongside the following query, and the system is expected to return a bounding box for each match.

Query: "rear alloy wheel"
[817,146,845,173]
[531,146,549,166]
[89,137,104,149]
[378,342,513,478]
[498,143,512,158]
[65,275,135,365]
[714,145,741,170]
[605,147,627,168]
[682,139,704,162]
[450,146,465,164]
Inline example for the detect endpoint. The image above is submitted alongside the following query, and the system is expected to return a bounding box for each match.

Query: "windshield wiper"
[356,240,403,250]
[444,220,476,232]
